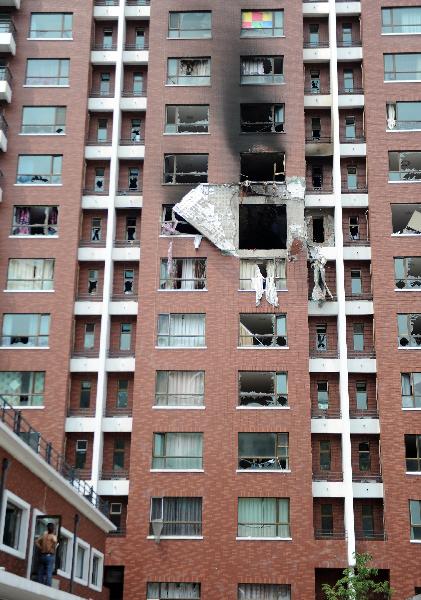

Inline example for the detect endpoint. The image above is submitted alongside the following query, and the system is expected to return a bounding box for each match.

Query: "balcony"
[355,530,386,541]
[91,42,117,65]
[105,406,133,418]
[305,136,333,157]
[0,113,8,152]
[101,469,129,480]
[123,44,149,65]
[313,471,343,482]
[314,529,346,540]
[112,240,140,261]
[0,66,12,103]
[353,473,382,483]
[109,294,138,315]
[0,18,16,54]
[341,183,368,194]
[89,87,115,112]
[120,88,147,111]
[118,137,145,159]
[337,39,362,61]
[125,0,151,19]
[85,138,112,160]
[94,0,119,19]
[304,86,331,108]
[335,0,361,16]
[311,408,341,419]
[340,136,366,157]
[303,40,330,63]
[302,0,329,16]
[67,407,96,417]
[338,87,364,108]
[72,349,100,359]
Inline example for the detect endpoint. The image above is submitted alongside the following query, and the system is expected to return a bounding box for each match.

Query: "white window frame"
[74,537,90,586]
[89,547,104,592]
[0,490,30,559]
[57,526,74,579]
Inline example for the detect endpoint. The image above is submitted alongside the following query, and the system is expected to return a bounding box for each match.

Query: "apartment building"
[0,0,420,598]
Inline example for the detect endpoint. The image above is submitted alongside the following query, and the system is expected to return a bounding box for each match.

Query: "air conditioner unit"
[151,519,163,544]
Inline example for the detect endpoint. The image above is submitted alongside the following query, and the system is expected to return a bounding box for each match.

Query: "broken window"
[240,152,285,183]
[88,269,98,295]
[382,7,421,33]
[84,323,95,349]
[237,498,290,538]
[312,216,325,243]
[353,323,364,351]
[1,313,50,347]
[150,497,202,536]
[401,372,421,408]
[21,106,66,135]
[345,116,356,139]
[123,269,134,294]
[119,323,132,351]
[128,167,140,191]
[238,371,288,407]
[312,166,323,189]
[167,58,211,85]
[239,259,286,290]
[16,154,62,185]
[389,151,421,181]
[155,371,205,407]
[168,12,211,39]
[238,432,289,470]
[384,53,421,81]
[311,117,321,140]
[406,435,421,471]
[398,314,421,347]
[239,204,286,249]
[351,269,362,294]
[165,105,209,134]
[387,101,421,130]
[95,167,105,192]
[310,70,320,94]
[6,259,54,291]
[317,381,329,410]
[117,379,129,408]
[241,10,284,37]
[239,314,287,347]
[349,216,360,240]
[356,381,368,410]
[130,119,141,142]
[161,204,199,235]
[160,258,206,290]
[164,154,208,184]
[358,441,371,471]
[240,56,284,85]
[152,433,203,469]
[321,504,333,535]
[395,257,421,289]
[238,584,291,600]
[91,218,102,241]
[240,104,284,133]
[0,371,45,407]
[316,324,327,351]
[157,313,205,347]
[392,203,421,234]
[319,441,331,471]
[125,217,137,241]
[148,583,201,600]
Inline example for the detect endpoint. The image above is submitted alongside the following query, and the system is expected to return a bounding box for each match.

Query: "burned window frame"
[239,313,287,347]
[238,371,288,408]
[394,257,421,289]
[401,372,421,408]
[391,204,421,235]
[159,258,207,290]
[240,103,285,133]
[240,55,284,85]
[398,313,421,347]
[389,151,421,181]
[238,432,289,470]
[166,57,211,86]
[405,434,421,472]
[161,204,199,236]
[163,154,208,185]
[240,153,285,183]
[165,105,209,134]
[240,10,284,38]
[239,258,286,291]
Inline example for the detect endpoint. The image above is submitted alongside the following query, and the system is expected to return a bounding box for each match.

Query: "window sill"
[0,543,26,560]
[398,347,421,350]
[382,32,421,36]
[159,234,196,238]
[238,289,288,293]
[387,129,421,133]
[2,406,44,410]
[57,569,71,579]
[19,133,66,137]
[391,233,421,237]
[236,406,290,410]
[237,346,289,350]
[14,183,63,187]
[406,471,421,475]
[150,469,204,473]
[23,85,70,88]
[147,535,203,540]
[395,288,421,292]
[4,289,54,293]
[8,235,59,239]
[165,84,211,87]
[410,539,421,543]
[384,80,421,83]
[388,180,421,184]
[0,347,50,350]
[157,289,208,293]
[163,132,210,136]
[152,406,205,410]
[236,469,291,474]
[27,37,74,41]
[402,407,421,411]
[73,577,88,587]
[155,346,207,350]
[236,537,292,541]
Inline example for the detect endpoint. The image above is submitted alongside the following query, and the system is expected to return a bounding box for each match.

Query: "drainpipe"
[69,513,80,594]
[0,458,10,520]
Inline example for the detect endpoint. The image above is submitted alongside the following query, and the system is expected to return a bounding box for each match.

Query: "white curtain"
[387,103,396,130]
[265,260,279,307]
[8,259,54,290]
[148,583,200,600]
[156,371,204,406]
[180,59,209,76]
[241,58,265,75]
[165,433,202,469]
[162,497,202,536]
[181,259,195,290]
[238,498,278,537]
[251,265,264,306]
[170,314,205,347]
[239,260,256,290]
[238,584,291,600]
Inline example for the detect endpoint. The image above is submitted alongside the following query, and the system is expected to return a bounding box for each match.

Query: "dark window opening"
[162,204,199,235]
[239,371,288,407]
[312,216,325,243]
[239,204,287,249]
[239,313,287,347]
[240,152,285,182]
[164,154,208,184]
[240,104,284,133]
[312,166,323,189]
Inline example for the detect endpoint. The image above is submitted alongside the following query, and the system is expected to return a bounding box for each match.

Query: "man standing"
[36,522,58,586]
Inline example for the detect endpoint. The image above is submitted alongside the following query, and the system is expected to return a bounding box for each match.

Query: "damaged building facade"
[0,0,420,599]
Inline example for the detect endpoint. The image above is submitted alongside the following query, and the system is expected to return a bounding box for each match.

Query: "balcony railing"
[355,530,387,541]
[117,187,143,195]
[0,114,8,135]
[303,0,328,2]
[338,87,364,95]
[114,239,140,247]
[311,408,341,419]
[126,0,151,4]
[119,137,145,145]
[305,136,332,143]
[0,19,16,36]
[306,184,333,193]
[315,529,346,540]
[0,66,12,85]
[347,349,376,359]
[304,86,330,95]
[303,40,330,49]
[343,237,370,246]
[309,349,339,359]
[72,349,100,358]
[76,293,103,302]
[349,408,379,419]
[92,42,117,51]
[345,292,373,300]
[101,469,129,480]
[309,291,337,300]
[341,183,368,193]
[94,0,119,5]
[121,88,146,97]
[352,473,382,482]
[67,407,96,417]
[340,135,366,143]
[82,187,109,196]
[105,407,133,417]
[79,240,107,247]
[124,43,149,51]
[337,39,362,47]
[0,395,107,514]
[86,138,112,146]
[89,88,114,98]
[313,471,343,481]
[108,349,135,358]
[111,293,138,301]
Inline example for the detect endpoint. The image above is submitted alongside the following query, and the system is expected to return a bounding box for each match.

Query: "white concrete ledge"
[352,482,383,498]
[308,301,338,316]
[347,358,376,373]
[311,418,343,434]
[309,358,340,372]
[74,301,103,316]
[343,246,371,260]
[335,1,361,15]
[350,419,380,434]
[70,358,100,372]
[0,570,83,600]
[98,479,129,496]
[303,47,331,63]
[305,193,335,207]
[102,417,132,432]
[303,2,329,15]
[312,481,345,497]
[345,300,373,315]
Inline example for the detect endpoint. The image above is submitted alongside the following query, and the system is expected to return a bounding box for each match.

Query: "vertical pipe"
[0,457,10,521]
[69,513,80,594]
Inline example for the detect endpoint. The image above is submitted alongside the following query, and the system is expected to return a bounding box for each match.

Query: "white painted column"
[328,0,356,566]
[91,0,127,489]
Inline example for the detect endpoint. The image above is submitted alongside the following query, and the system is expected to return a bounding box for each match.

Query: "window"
[57,528,73,578]
[125,217,137,241]
[392,203,421,234]
[165,105,209,134]
[21,106,66,135]
[1,313,50,347]
[160,258,207,290]
[342,23,352,45]
[75,440,87,469]
[155,371,204,407]
[133,72,143,95]
[321,504,333,535]
[135,29,145,49]
[123,269,134,294]
[395,257,421,289]
[239,204,286,246]
[157,314,205,347]
[358,441,370,471]
[240,259,286,291]
[167,58,210,85]
[119,323,132,351]
[90,549,104,591]
[238,432,289,470]
[97,118,108,142]
[345,116,356,139]
[239,372,288,408]
[401,373,421,408]
[109,503,122,530]
[241,10,284,37]
[88,270,98,295]
[311,117,321,140]
[389,151,421,181]
[12,206,58,237]
[398,314,421,347]
[237,498,290,538]
[164,154,208,184]
[308,23,320,46]
[319,441,331,471]
[406,435,421,471]
[94,168,105,192]
[0,372,45,407]
[317,381,329,410]
[6,258,54,291]
[152,433,203,469]
[113,439,125,471]
[384,53,421,81]
[168,12,211,38]
[349,216,359,239]
[238,585,291,600]
[316,324,327,351]
[128,167,140,191]
[410,500,421,540]
[130,119,141,142]
[161,205,199,236]
[312,217,324,243]
[387,101,421,131]
[0,491,30,558]
[150,497,202,537]
[343,69,354,91]
[239,314,287,347]
[347,167,357,190]
[148,583,201,600]
[310,70,320,93]
[362,504,374,536]
[117,379,129,408]
[353,324,364,351]
[382,7,421,34]
[356,381,368,410]
[100,72,110,96]
[312,166,323,188]
[241,56,284,84]
[91,218,102,241]
[29,13,73,38]
[17,155,62,185]
[351,270,362,295]
[25,59,69,86]
[74,539,90,585]
[102,29,113,50]
[240,104,284,133]
[84,323,95,350]
[79,381,91,409]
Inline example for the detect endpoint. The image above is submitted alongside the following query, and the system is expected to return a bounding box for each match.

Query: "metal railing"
[348,349,376,359]
[311,408,341,418]
[124,43,149,51]
[89,88,114,98]
[79,240,106,247]
[355,530,387,541]
[305,136,332,143]
[126,0,151,4]
[121,89,146,97]
[341,183,368,193]
[105,407,133,417]
[337,39,362,47]
[117,187,143,194]
[72,349,100,358]
[76,293,102,302]
[82,187,109,196]
[345,292,373,300]
[111,293,138,301]
[108,527,127,536]
[315,529,346,540]
[86,138,112,145]
[338,87,364,94]
[313,471,343,481]
[306,184,333,193]
[92,42,117,51]
[114,239,140,247]
[0,67,12,84]
[349,408,379,418]
[340,135,365,143]
[119,137,145,145]
[0,395,107,513]
[343,237,370,246]
[303,40,330,48]
[101,469,129,480]
[309,349,339,358]
[108,349,135,358]
[352,473,382,482]
[67,407,96,417]
[0,19,16,35]
[304,86,330,95]
[94,0,119,5]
